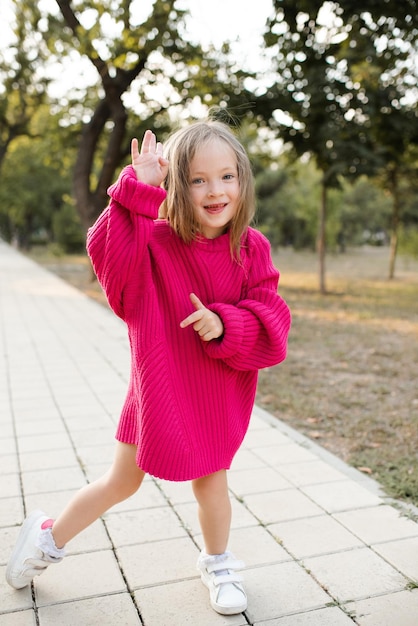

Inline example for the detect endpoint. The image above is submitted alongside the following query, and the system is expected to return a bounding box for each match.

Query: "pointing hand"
[180,293,224,342]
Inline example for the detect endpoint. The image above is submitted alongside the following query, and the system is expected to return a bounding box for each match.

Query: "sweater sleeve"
[203,230,291,371]
[86,165,166,319]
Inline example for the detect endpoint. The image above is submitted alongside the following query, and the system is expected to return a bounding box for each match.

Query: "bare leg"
[52,442,145,548]
[192,470,231,555]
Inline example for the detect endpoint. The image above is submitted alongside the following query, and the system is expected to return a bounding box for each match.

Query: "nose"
[208,180,223,197]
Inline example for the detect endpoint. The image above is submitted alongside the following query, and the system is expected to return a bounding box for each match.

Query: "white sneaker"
[197,550,247,615]
[6,510,64,590]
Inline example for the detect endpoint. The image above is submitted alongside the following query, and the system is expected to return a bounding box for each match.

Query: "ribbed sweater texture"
[86,165,291,481]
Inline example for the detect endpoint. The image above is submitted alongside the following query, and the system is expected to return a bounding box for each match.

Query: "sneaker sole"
[200,573,248,615]
[6,510,47,589]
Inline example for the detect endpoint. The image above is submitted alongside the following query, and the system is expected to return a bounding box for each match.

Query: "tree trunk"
[388,168,400,280]
[57,0,146,232]
[318,181,327,294]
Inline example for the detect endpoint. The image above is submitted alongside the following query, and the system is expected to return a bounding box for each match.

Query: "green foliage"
[254,155,395,251]
[0,114,73,249]
[256,0,418,282]
[262,1,418,177]
[256,158,320,249]
[399,226,418,258]
[52,199,85,253]
[0,1,50,169]
[40,0,257,229]
[335,177,392,245]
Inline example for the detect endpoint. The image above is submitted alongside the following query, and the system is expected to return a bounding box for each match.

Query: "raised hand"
[131,130,169,187]
[180,293,224,342]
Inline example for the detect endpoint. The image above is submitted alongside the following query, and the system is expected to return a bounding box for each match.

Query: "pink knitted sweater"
[87,166,291,481]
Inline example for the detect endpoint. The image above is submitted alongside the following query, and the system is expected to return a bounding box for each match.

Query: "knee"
[103,467,143,501]
[192,471,229,507]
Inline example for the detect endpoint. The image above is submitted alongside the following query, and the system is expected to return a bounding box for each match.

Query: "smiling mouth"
[204,203,227,213]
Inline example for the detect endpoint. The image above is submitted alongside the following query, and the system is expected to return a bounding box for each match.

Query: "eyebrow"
[190,165,237,175]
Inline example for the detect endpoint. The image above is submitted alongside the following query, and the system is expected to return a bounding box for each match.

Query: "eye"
[191,177,204,185]
[223,173,235,180]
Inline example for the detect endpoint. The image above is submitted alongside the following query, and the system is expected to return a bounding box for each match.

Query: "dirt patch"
[27,246,418,507]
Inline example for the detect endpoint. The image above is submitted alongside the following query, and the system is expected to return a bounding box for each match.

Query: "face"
[188,138,240,239]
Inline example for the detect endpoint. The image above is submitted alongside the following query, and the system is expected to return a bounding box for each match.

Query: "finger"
[180,310,203,329]
[131,138,139,163]
[189,292,205,311]
[200,331,214,342]
[140,130,155,154]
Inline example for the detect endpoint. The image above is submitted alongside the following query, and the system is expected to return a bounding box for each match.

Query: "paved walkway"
[1,239,418,626]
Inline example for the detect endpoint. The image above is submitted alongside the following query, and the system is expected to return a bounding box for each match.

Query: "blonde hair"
[160,120,255,259]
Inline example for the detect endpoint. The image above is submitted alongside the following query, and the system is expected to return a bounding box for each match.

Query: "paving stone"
[254,606,356,625]
[0,566,33,613]
[189,525,291,566]
[0,438,16,457]
[0,498,23,527]
[0,454,19,476]
[372,536,418,581]
[242,426,290,448]
[252,443,318,466]
[14,418,66,440]
[21,466,87,495]
[61,519,112,556]
[247,412,274,431]
[19,448,79,472]
[0,610,37,625]
[231,448,269,470]
[227,466,293,496]
[75,443,115,468]
[109,479,168,512]
[35,551,127,605]
[156,478,195,504]
[38,593,141,626]
[335,505,418,544]
[244,561,331,622]
[244,488,324,524]
[117,536,199,588]
[23,487,79,518]
[0,527,20,566]
[269,514,363,559]
[227,525,290,566]
[175,496,258,536]
[0,423,14,439]
[301,480,382,513]
[0,474,21,499]
[17,432,73,454]
[103,507,189,547]
[304,547,408,602]
[69,427,116,448]
[344,589,418,626]
[135,579,248,626]
[274,459,349,487]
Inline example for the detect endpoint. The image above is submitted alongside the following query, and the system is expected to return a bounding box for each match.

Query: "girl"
[6,120,291,616]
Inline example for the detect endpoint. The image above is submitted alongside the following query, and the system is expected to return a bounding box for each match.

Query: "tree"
[35,0,255,231]
[255,157,321,249]
[0,109,73,248]
[257,0,418,289]
[0,3,49,171]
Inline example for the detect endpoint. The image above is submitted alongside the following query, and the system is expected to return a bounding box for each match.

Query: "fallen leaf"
[310,431,323,439]
[357,466,373,474]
